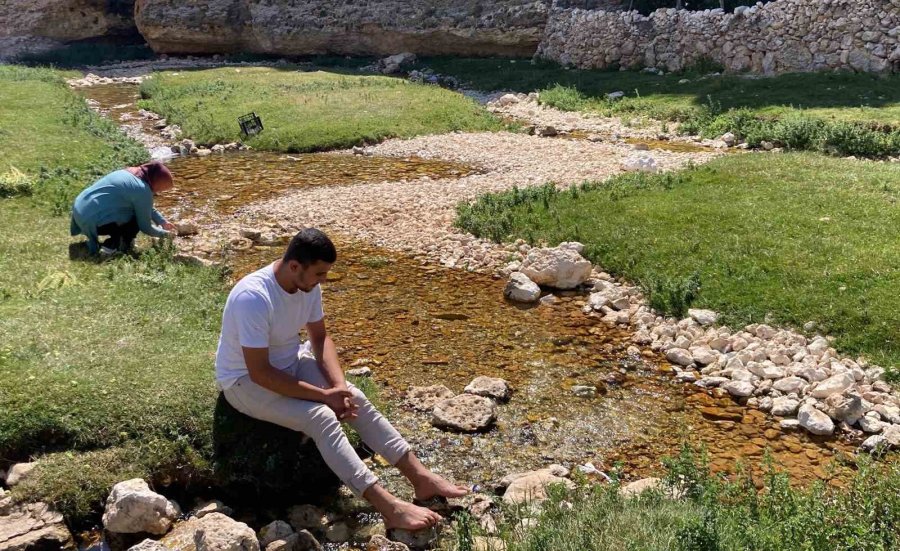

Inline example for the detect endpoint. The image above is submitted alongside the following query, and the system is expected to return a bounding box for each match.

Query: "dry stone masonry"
[538,0,900,73]
[4,0,897,74]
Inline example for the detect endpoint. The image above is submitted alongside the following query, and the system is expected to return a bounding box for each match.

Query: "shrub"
[538,84,590,112]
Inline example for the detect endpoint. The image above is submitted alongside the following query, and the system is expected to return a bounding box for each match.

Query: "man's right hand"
[322,387,355,420]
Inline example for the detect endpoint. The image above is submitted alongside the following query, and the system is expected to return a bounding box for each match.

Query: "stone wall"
[0,1,137,60]
[538,0,900,74]
[133,0,551,57]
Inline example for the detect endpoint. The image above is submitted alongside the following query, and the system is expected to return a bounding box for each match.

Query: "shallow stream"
[76,81,858,549]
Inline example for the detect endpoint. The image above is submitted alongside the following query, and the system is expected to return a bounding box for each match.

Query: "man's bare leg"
[395,451,469,501]
[364,482,442,530]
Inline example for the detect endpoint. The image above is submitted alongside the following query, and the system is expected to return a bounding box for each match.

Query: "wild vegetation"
[454,445,900,551]
[457,152,900,377]
[423,58,900,158]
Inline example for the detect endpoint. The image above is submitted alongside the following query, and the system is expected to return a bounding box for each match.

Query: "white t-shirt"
[215,263,325,390]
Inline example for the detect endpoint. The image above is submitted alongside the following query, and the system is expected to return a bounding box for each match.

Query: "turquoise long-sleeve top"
[70,169,169,254]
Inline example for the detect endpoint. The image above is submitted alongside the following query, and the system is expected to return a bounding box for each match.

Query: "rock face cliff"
[0,0,137,58]
[133,0,550,57]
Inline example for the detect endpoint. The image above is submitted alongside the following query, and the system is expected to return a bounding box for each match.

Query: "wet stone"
[464,376,512,402]
[432,394,497,432]
[405,385,455,411]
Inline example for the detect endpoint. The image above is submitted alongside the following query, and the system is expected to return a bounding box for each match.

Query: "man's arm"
[306,318,346,390]
[242,346,352,410]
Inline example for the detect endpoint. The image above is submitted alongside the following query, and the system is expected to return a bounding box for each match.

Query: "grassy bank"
[139,67,503,152]
[421,58,900,157]
[0,65,379,525]
[456,446,900,551]
[457,152,900,374]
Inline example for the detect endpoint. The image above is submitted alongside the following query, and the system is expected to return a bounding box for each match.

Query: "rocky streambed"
[11,73,888,551]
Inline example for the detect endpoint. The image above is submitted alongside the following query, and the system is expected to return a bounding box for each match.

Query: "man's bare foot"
[413,472,469,501]
[380,499,442,531]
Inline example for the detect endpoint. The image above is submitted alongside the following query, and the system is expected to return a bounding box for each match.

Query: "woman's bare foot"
[380,499,443,531]
[413,472,469,501]
[364,482,442,531]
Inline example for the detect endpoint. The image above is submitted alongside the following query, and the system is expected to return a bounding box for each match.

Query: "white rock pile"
[503,243,900,448]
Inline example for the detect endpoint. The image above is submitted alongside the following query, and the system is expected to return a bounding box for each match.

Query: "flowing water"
[76,82,859,549]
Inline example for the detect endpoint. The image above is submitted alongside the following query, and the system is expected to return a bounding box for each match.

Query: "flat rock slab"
[405,385,455,411]
[464,376,512,402]
[0,502,75,551]
[432,394,497,432]
[502,469,574,504]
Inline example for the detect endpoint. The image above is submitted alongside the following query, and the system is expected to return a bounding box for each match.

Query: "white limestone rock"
[810,372,855,399]
[688,309,718,326]
[504,272,541,303]
[519,245,592,289]
[666,348,693,367]
[432,394,497,432]
[723,380,755,397]
[502,468,575,504]
[102,479,181,535]
[798,404,835,435]
[464,376,512,402]
[771,396,800,417]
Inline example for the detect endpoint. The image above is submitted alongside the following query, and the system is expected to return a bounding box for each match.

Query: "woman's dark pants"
[97,217,139,252]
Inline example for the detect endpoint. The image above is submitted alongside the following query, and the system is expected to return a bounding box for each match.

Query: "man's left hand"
[162,222,176,232]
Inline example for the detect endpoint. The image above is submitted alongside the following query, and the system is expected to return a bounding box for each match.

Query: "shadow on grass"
[418,57,900,116]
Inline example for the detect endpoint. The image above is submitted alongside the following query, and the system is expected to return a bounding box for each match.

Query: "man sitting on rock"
[216,228,466,530]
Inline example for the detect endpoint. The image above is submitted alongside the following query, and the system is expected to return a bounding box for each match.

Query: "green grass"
[138,67,503,151]
[421,57,900,127]
[420,58,900,157]
[458,446,900,551]
[456,152,900,373]
[0,65,385,526]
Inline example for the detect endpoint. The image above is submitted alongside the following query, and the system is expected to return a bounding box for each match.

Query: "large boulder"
[0,502,75,551]
[518,244,592,289]
[102,479,181,535]
[212,394,340,499]
[134,0,548,57]
[432,394,497,432]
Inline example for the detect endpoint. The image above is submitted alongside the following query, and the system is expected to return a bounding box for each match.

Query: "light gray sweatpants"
[223,356,411,497]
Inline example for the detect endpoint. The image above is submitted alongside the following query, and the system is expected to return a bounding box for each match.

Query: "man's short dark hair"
[283,228,336,266]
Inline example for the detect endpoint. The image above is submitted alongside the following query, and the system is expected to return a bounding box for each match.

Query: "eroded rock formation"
[133,0,550,57]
